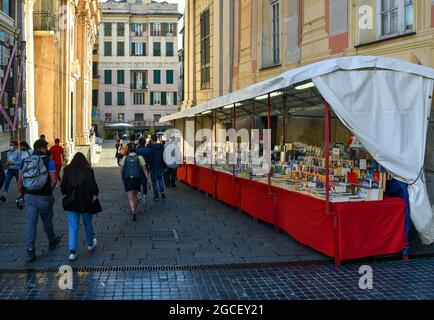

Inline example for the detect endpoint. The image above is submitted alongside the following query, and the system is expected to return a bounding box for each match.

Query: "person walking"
[50,139,64,182]
[164,136,179,188]
[18,139,61,262]
[20,141,33,160]
[149,135,166,201]
[61,152,101,261]
[136,138,152,203]
[119,144,151,221]
[123,134,137,155]
[0,141,21,202]
[115,139,124,167]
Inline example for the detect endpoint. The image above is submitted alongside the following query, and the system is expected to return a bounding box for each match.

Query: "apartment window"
[104,70,112,84]
[200,9,211,89]
[131,42,146,56]
[154,114,161,122]
[118,113,125,121]
[117,92,125,106]
[132,72,147,89]
[154,70,161,84]
[270,0,280,65]
[92,62,98,78]
[151,23,161,36]
[104,23,112,37]
[133,23,143,36]
[133,92,145,105]
[166,42,174,56]
[134,113,144,121]
[150,92,161,105]
[104,42,112,56]
[117,70,125,84]
[92,89,98,107]
[117,42,125,56]
[105,113,112,122]
[117,23,125,37]
[162,23,176,36]
[153,42,161,56]
[166,70,174,84]
[104,92,112,106]
[379,0,413,38]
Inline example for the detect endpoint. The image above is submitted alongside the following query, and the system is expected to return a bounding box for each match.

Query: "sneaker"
[69,251,78,261]
[161,193,166,200]
[0,196,6,202]
[137,192,143,201]
[88,238,97,252]
[153,195,159,201]
[26,249,36,263]
[132,212,137,222]
[48,236,61,251]
[142,196,147,204]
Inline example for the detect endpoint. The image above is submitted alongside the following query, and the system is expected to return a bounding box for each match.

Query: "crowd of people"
[0,131,179,263]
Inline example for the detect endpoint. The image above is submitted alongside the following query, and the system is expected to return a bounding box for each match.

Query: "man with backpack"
[119,143,151,221]
[18,139,61,262]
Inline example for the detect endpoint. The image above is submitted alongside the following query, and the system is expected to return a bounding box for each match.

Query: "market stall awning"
[160,56,434,123]
[161,55,434,245]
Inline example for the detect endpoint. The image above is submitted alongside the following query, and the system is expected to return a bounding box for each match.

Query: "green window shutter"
[173,92,177,105]
[154,70,161,84]
[150,92,154,105]
[104,70,112,84]
[161,92,167,105]
[117,70,124,84]
[166,70,173,84]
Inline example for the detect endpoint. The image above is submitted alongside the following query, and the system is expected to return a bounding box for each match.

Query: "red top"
[50,145,64,163]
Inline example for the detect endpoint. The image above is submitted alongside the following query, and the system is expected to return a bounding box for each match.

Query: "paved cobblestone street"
[1,142,434,300]
[0,142,327,269]
[1,257,433,300]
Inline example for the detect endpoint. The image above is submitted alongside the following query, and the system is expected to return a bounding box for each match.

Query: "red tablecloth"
[177,165,406,263]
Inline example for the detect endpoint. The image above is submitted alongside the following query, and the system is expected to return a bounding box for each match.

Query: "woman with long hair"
[61,152,101,261]
[20,141,33,160]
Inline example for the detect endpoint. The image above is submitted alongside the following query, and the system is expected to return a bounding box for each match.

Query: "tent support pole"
[268,93,279,232]
[325,101,341,267]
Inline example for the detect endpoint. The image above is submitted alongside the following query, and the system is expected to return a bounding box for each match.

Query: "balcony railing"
[33,11,58,32]
[130,83,148,90]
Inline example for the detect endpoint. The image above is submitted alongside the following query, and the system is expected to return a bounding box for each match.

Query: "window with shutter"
[161,92,167,105]
[166,70,174,84]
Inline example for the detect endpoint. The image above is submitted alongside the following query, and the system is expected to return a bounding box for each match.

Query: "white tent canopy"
[162,56,434,244]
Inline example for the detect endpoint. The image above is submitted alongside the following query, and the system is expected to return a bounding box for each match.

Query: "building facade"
[24,0,100,159]
[97,0,181,133]
[182,0,434,201]
[0,0,26,153]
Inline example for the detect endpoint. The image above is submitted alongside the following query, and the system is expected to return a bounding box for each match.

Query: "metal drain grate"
[150,229,179,241]
[0,260,333,275]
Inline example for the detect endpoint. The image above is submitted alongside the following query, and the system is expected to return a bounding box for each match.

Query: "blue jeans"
[3,168,18,193]
[25,194,56,251]
[0,168,5,190]
[67,212,94,252]
[150,169,164,197]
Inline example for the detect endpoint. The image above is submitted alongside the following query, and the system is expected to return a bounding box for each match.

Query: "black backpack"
[123,155,141,179]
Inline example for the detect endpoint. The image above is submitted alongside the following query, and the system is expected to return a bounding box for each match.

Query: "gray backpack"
[22,155,49,191]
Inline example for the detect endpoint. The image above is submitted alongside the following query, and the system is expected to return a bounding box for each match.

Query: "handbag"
[90,198,102,214]
[62,188,77,208]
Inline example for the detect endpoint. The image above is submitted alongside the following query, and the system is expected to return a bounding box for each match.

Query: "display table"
[178,164,407,265]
